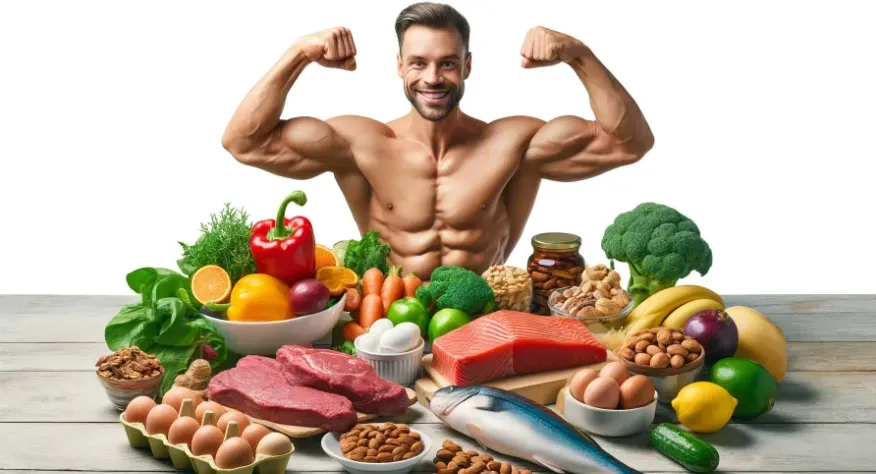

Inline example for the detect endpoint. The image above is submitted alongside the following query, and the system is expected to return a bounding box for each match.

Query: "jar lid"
[531,232,582,250]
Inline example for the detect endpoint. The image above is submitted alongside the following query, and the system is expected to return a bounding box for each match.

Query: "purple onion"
[683,309,739,364]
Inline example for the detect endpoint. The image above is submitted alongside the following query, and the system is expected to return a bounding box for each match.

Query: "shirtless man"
[222,2,654,280]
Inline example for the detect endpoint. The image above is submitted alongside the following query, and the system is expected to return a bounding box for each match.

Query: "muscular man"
[222,2,654,280]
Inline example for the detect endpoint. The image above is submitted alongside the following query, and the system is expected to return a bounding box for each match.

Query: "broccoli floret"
[601,202,712,308]
[416,266,497,315]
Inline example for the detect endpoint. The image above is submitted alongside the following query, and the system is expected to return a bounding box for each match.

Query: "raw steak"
[207,355,357,432]
[276,345,411,415]
[431,310,607,386]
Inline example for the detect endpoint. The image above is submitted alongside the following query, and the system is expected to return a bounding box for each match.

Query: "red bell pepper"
[249,190,316,286]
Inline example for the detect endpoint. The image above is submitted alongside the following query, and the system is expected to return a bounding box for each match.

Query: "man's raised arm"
[221,27,359,179]
[520,27,655,181]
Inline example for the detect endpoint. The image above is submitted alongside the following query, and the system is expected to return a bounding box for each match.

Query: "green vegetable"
[177,203,257,284]
[650,423,719,473]
[415,266,496,315]
[105,267,228,396]
[386,297,430,337]
[343,231,391,278]
[601,202,713,308]
[332,340,357,355]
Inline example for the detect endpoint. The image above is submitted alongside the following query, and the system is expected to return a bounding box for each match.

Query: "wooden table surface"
[1,294,874,473]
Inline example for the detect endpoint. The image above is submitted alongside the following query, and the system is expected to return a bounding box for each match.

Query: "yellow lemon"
[671,382,738,433]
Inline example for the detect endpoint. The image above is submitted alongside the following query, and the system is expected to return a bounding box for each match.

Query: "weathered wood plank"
[0,422,873,472]
[2,295,874,343]
[1,371,874,425]
[2,341,874,373]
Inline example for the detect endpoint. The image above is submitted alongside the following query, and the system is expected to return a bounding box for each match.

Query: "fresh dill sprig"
[177,203,257,284]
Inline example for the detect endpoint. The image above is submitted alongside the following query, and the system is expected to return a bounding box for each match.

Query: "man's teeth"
[421,91,448,99]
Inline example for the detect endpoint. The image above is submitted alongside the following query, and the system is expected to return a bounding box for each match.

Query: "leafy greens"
[105,267,227,396]
[343,231,391,277]
[177,203,257,284]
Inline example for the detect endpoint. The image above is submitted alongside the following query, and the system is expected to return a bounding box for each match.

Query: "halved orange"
[191,265,232,305]
[315,244,340,270]
[316,266,359,297]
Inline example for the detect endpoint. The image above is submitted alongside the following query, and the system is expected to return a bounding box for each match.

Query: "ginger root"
[174,359,211,390]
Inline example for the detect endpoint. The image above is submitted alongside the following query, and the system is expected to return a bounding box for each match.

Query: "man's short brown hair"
[394,2,470,52]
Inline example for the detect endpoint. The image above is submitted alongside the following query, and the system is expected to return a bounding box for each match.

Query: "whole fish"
[430,385,642,474]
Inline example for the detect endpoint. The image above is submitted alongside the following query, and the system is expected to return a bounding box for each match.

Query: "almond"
[650,353,670,368]
[340,440,357,453]
[621,348,636,361]
[378,444,395,454]
[436,449,455,461]
[671,354,685,368]
[635,340,650,352]
[393,445,408,456]
[364,455,379,463]
[377,452,394,462]
[411,440,424,454]
[403,451,417,460]
[634,352,651,366]
[367,448,377,457]
[682,339,701,353]
[646,345,663,356]
[667,344,689,357]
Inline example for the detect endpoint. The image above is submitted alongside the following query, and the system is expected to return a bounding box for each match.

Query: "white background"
[1,0,874,295]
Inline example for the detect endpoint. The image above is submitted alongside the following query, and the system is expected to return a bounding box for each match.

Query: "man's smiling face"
[398,25,471,121]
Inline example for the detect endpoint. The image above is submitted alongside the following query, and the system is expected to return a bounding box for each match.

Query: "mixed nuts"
[340,423,423,463]
[621,328,703,369]
[549,264,631,318]
[434,440,532,474]
[96,346,163,380]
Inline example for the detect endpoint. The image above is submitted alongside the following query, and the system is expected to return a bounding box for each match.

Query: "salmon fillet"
[431,310,607,386]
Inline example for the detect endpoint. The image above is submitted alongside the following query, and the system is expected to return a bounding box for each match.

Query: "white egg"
[378,323,422,354]
[355,333,380,353]
[368,319,394,340]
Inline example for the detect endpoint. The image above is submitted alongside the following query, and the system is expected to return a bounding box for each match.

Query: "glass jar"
[527,232,585,315]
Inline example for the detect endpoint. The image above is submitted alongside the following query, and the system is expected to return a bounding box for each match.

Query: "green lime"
[709,357,776,420]
[386,297,430,336]
[428,308,471,342]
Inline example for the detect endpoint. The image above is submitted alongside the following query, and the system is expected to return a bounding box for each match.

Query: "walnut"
[96,346,163,380]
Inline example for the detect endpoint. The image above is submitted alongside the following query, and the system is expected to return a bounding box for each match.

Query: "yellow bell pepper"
[206,273,293,322]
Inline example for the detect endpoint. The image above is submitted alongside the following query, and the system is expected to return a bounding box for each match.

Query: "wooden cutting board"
[414,352,616,408]
[212,387,416,439]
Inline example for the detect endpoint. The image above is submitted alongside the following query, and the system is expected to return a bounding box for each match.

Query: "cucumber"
[650,423,719,473]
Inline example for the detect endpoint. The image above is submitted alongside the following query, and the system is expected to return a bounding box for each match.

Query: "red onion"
[683,309,738,364]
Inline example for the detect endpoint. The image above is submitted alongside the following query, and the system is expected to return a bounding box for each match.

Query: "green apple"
[386,297,430,336]
[428,308,471,342]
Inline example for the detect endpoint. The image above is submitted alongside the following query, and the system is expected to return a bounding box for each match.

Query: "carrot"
[381,265,405,311]
[362,268,384,296]
[343,288,362,312]
[359,293,384,329]
[341,322,366,341]
[403,271,422,297]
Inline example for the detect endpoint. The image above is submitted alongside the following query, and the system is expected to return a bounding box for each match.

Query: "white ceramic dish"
[321,429,431,474]
[562,390,657,437]
[202,293,346,355]
[354,337,425,386]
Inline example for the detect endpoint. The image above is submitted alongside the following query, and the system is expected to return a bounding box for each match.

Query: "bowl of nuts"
[322,423,431,474]
[547,264,633,329]
[96,346,164,411]
[619,328,705,403]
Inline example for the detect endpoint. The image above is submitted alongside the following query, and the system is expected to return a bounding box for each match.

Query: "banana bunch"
[623,285,725,334]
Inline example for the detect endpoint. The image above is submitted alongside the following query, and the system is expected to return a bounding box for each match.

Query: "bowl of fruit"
[200,273,349,356]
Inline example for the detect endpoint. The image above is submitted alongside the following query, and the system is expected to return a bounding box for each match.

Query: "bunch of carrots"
[340,265,423,341]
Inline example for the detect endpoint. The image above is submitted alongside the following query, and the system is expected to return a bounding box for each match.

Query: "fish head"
[430,386,479,417]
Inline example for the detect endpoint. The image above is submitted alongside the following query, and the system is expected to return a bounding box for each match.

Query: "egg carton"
[120,399,294,474]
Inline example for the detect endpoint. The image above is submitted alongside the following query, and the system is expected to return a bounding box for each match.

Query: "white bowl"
[202,293,346,356]
[321,429,431,474]
[354,337,425,386]
[563,389,657,437]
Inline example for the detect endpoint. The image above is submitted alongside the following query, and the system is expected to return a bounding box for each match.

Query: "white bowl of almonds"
[322,423,431,474]
[547,264,632,327]
[619,327,706,403]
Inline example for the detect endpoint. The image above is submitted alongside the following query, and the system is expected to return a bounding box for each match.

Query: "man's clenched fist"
[296,27,357,70]
[520,26,589,68]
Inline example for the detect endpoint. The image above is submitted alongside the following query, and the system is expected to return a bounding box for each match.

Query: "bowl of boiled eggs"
[562,361,657,437]
[354,320,425,386]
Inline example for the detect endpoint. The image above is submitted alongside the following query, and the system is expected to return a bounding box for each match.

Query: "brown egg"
[195,401,228,424]
[256,432,293,456]
[583,376,620,409]
[241,424,272,452]
[568,368,599,403]
[145,404,178,436]
[167,416,201,447]
[619,375,656,409]
[215,437,255,469]
[218,410,251,434]
[124,396,156,425]
[191,425,225,458]
[599,362,631,386]
[162,386,204,412]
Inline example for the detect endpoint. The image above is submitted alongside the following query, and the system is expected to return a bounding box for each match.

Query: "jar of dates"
[527,232,585,315]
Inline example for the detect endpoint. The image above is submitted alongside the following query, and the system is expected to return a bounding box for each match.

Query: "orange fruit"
[316,266,359,297]
[191,265,232,305]
[315,244,340,270]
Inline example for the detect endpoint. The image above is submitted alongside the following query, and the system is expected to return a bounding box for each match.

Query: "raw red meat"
[276,345,411,415]
[207,355,357,432]
[431,310,607,386]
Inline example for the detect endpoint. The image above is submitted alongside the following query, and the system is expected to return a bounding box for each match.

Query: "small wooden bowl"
[621,348,705,403]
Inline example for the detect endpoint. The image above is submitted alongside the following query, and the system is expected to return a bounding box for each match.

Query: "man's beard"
[405,83,464,122]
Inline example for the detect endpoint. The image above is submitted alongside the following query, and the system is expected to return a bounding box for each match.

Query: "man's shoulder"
[486,115,546,133]
[327,115,397,139]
